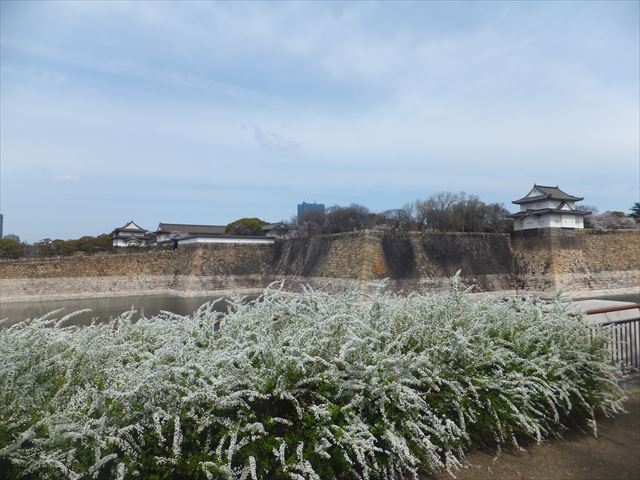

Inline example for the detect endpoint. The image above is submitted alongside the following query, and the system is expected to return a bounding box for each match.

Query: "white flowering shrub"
[0,280,625,479]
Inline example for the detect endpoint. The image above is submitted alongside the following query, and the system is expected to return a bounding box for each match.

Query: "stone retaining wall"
[512,229,640,294]
[1,230,638,301]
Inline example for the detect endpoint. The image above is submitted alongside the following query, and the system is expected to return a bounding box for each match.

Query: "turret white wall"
[514,213,584,231]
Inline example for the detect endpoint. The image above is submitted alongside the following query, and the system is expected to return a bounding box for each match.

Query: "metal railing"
[587,304,640,374]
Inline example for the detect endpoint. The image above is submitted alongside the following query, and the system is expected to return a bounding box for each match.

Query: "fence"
[587,304,640,374]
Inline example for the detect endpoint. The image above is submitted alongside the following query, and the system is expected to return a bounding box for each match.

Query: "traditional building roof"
[513,185,583,204]
[156,223,226,236]
[507,207,591,219]
[114,220,146,232]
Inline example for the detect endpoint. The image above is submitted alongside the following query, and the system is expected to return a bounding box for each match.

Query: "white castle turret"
[508,184,590,231]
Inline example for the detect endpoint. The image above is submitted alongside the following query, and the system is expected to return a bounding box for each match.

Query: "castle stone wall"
[1,230,638,301]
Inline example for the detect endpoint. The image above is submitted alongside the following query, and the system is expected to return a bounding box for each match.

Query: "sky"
[1,1,638,242]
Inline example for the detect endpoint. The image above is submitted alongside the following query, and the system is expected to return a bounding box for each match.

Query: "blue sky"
[1,1,638,242]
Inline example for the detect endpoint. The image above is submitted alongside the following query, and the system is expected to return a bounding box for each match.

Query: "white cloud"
[55,174,79,182]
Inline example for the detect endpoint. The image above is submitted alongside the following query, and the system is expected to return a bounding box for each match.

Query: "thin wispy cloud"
[1,40,275,107]
[244,122,305,158]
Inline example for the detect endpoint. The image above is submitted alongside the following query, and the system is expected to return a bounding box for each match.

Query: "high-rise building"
[297,202,325,224]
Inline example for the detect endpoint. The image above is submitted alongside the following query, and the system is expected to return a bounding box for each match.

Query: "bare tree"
[414,192,511,232]
[482,203,512,233]
[414,191,460,231]
[576,204,598,228]
[380,208,414,231]
[323,204,371,233]
[451,193,486,232]
[295,209,326,237]
[576,204,599,215]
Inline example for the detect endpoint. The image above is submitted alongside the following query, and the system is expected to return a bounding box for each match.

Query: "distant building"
[112,220,149,247]
[155,222,276,246]
[0,213,3,238]
[155,223,226,243]
[261,222,290,238]
[508,184,590,231]
[4,233,19,242]
[297,202,325,224]
[176,236,275,246]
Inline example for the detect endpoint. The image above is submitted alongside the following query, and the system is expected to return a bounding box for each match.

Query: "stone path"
[429,392,640,480]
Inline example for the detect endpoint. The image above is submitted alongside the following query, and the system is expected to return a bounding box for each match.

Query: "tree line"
[291,196,640,237]
[581,203,640,230]
[0,235,114,259]
[295,192,515,237]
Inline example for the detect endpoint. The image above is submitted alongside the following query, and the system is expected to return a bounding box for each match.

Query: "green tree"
[54,239,76,256]
[0,238,25,259]
[94,234,114,252]
[77,236,97,254]
[225,218,267,236]
[630,202,640,220]
[35,234,113,257]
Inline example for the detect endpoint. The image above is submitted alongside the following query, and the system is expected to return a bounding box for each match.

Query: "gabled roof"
[156,223,226,235]
[513,185,583,204]
[113,220,147,232]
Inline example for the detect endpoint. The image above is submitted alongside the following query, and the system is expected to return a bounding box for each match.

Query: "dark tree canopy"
[380,208,415,232]
[323,204,372,234]
[412,192,511,233]
[225,218,267,236]
[32,235,113,257]
[0,238,25,259]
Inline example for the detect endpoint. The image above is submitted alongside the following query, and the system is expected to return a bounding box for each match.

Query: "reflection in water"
[0,295,233,328]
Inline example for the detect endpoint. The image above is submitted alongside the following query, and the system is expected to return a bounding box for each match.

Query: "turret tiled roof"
[513,184,583,204]
[113,220,147,233]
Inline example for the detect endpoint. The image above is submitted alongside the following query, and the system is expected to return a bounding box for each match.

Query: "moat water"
[0,294,233,328]
[0,292,637,328]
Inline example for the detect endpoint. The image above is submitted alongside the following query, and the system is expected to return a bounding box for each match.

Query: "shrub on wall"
[0,280,625,479]
[225,218,267,236]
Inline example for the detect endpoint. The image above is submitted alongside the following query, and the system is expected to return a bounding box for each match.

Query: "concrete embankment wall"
[0,230,638,301]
